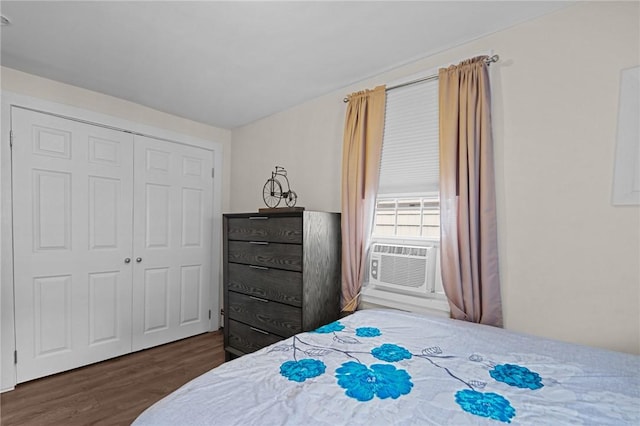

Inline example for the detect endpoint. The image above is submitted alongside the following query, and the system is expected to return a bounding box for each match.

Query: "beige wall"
[230,2,640,354]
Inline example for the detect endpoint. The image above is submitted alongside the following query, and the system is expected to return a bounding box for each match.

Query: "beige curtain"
[438,56,503,326]
[340,85,386,312]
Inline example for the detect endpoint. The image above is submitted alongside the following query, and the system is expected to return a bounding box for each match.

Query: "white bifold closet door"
[131,135,212,351]
[12,108,214,383]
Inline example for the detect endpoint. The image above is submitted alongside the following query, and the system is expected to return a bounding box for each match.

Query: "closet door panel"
[88,271,121,345]
[12,108,134,383]
[143,267,170,332]
[89,176,121,250]
[132,135,213,351]
[145,183,171,248]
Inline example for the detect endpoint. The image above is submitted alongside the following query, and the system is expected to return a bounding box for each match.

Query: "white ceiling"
[0,1,569,129]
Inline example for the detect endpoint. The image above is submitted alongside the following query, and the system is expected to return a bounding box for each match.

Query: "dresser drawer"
[227,263,302,307]
[227,319,283,354]
[228,241,302,272]
[227,216,302,244]
[227,291,302,337]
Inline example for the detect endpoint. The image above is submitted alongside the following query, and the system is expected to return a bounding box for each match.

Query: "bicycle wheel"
[285,190,297,207]
[262,178,283,208]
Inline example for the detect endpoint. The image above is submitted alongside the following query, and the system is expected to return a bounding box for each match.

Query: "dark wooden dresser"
[223,210,341,360]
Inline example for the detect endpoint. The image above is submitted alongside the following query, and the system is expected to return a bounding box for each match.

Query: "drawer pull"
[250,327,270,335]
[249,265,269,270]
[249,296,269,303]
[249,216,269,220]
[249,241,269,245]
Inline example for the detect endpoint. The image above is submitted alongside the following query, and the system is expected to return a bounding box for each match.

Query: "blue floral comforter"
[134,309,640,425]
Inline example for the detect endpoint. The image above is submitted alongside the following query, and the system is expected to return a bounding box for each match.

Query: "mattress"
[133,309,640,425]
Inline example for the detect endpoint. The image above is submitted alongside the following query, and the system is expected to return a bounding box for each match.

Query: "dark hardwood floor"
[0,331,224,426]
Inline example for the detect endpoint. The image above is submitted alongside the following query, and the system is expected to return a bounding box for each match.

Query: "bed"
[133,309,640,425]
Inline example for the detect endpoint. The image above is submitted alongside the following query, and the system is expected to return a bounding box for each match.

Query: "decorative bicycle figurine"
[263,166,297,208]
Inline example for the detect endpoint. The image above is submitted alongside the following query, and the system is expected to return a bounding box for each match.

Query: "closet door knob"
[136,257,142,263]
[124,258,131,264]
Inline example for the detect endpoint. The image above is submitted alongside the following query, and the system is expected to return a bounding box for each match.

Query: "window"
[373,196,440,238]
[374,73,440,240]
[363,72,448,315]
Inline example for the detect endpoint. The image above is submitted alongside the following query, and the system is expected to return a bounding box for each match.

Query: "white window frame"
[373,193,441,239]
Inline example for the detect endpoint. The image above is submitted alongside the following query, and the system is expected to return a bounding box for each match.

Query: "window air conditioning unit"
[368,243,436,297]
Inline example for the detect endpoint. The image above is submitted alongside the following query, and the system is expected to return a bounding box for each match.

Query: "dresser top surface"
[223,211,339,219]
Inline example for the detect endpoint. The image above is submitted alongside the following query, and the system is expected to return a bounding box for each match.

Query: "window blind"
[378,79,439,196]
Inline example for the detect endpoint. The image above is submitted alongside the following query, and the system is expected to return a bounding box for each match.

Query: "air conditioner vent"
[380,255,426,288]
[373,245,428,257]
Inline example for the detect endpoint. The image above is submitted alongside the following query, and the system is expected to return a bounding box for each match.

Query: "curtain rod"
[342,54,499,103]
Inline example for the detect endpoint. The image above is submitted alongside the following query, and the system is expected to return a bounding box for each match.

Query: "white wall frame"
[612,66,640,205]
[1,91,224,392]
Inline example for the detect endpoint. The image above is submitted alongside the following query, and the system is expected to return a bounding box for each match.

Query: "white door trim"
[1,90,223,391]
